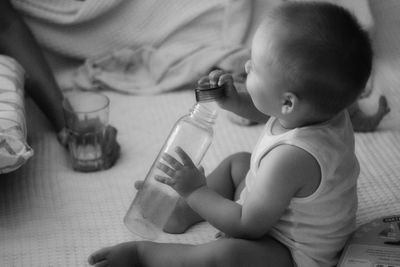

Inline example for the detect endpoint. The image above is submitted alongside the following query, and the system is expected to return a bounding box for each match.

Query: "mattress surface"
[0,85,399,266]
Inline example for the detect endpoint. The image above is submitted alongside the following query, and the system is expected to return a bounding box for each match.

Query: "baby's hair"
[266,1,373,115]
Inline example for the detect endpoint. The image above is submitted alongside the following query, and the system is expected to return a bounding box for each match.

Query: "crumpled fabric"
[12,0,255,94]
[73,46,250,94]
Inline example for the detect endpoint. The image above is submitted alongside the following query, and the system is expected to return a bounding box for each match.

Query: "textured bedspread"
[1,0,399,266]
[1,83,399,266]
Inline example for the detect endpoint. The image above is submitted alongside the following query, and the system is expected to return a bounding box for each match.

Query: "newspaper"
[338,215,400,267]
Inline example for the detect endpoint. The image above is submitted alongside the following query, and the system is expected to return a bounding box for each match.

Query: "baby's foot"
[163,198,203,234]
[88,242,139,267]
[349,95,390,132]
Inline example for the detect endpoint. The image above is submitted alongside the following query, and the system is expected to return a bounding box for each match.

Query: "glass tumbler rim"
[62,91,110,114]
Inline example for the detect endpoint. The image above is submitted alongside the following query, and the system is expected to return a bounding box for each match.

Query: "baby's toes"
[88,247,111,265]
[93,260,110,267]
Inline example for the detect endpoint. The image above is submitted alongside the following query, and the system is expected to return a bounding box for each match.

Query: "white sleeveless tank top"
[238,111,359,267]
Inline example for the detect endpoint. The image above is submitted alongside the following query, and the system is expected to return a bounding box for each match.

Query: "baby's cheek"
[245,77,253,93]
[244,60,251,74]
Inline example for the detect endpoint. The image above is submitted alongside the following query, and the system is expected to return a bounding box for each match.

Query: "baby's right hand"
[198,69,240,112]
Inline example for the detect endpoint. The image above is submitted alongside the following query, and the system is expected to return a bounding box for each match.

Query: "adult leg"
[163,152,251,233]
[89,235,294,267]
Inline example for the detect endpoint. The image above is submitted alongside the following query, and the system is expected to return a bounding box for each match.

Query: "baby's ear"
[281,92,298,115]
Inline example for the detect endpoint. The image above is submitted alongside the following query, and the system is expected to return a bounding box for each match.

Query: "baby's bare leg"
[163,152,251,234]
[88,235,293,267]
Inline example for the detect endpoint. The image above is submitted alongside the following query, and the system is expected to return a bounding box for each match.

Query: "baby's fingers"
[156,162,176,177]
[175,147,195,168]
[93,260,109,267]
[197,76,209,86]
[154,175,175,186]
[161,153,183,170]
[218,74,234,88]
[209,69,225,87]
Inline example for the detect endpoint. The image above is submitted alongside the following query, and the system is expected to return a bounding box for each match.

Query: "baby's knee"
[229,152,251,174]
[219,152,250,171]
[233,151,251,159]
[228,152,251,164]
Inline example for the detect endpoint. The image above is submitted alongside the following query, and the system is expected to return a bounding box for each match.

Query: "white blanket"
[13,0,391,95]
[12,0,259,94]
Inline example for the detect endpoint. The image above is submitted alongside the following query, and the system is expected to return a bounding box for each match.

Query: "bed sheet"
[0,85,399,266]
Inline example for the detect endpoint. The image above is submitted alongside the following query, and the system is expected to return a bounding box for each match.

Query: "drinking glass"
[62,91,109,172]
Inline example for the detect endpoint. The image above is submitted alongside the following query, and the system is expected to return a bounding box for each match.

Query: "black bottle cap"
[195,83,226,102]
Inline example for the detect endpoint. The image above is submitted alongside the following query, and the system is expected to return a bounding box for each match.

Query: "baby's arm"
[0,1,65,132]
[204,70,269,124]
[157,144,320,239]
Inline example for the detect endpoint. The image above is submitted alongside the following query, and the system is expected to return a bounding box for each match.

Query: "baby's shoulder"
[259,144,321,196]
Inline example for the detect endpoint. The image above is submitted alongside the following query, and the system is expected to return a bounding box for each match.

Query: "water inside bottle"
[124,118,213,239]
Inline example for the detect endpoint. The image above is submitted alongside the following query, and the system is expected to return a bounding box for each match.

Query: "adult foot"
[349,95,390,132]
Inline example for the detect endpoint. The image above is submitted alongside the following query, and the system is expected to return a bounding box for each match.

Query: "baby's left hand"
[155,146,206,198]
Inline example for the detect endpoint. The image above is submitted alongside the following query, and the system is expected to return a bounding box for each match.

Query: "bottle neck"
[189,101,218,125]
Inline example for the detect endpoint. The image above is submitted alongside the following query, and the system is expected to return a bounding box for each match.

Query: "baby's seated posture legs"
[89,234,293,267]
[88,152,294,267]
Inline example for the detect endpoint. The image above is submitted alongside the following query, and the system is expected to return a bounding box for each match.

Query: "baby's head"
[247,1,372,121]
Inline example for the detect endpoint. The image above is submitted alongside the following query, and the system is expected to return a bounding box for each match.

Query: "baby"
[88,2,371,266]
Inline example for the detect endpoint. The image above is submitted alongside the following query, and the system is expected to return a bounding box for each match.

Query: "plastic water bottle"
[124,83,225,240]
